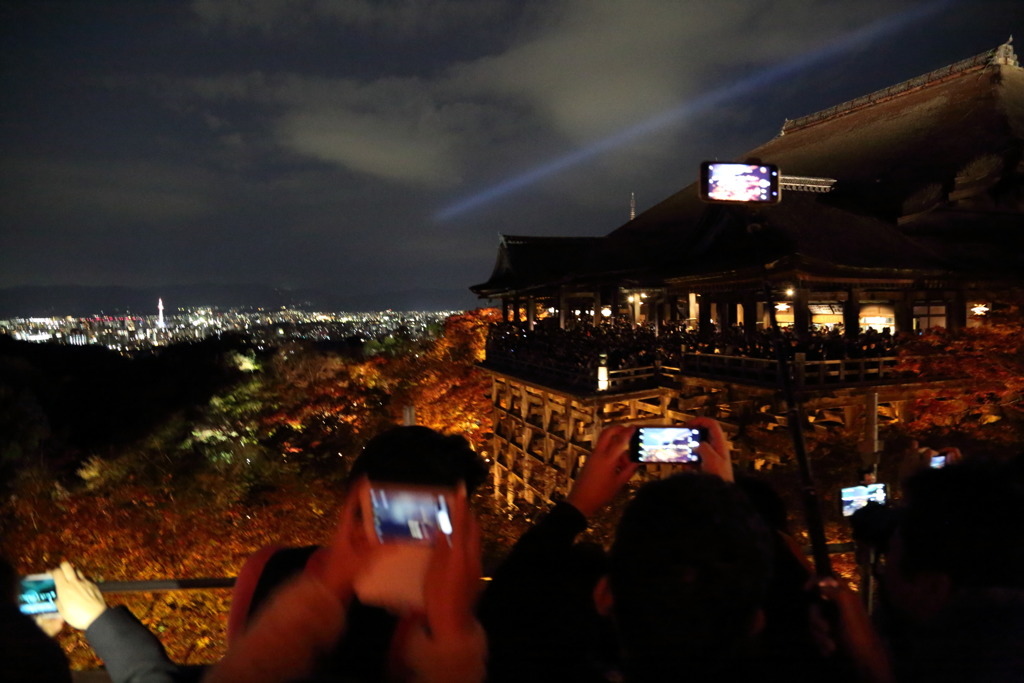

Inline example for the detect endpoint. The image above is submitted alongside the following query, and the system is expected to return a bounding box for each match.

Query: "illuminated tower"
[630,192,636,221]
[158,298,165,329]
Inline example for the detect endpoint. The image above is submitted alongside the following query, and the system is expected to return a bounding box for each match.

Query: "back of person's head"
[0,556,18,604]
[348,425,488,492]
[735,473,789,533]
[607,474,773,680]
[896,458,1024,591]
[905,587,1024,683]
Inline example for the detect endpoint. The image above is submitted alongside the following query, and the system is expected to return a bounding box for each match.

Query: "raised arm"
[53,561,180,683]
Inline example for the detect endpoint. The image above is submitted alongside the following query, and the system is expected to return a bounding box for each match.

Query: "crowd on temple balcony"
[485,318,903,377]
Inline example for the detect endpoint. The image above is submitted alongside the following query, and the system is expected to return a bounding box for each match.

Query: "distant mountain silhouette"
[0,284,484,317]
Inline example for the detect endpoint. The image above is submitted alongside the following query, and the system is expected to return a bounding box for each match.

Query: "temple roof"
[473,40,1024,298]
[471,235,602,298]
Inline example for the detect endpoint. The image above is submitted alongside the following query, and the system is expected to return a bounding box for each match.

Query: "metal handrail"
[97,578,235,593]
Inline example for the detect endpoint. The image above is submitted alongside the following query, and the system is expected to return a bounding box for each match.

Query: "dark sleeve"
[479,502,611,683]
[85,606,181,683]
[481,501,588,593]
[0,606,72,683]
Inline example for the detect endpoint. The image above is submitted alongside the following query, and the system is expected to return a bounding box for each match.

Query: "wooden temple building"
[471,41,1024,506]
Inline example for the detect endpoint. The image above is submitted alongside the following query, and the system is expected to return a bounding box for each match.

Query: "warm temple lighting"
[627,295,635,303]
[775,302,791,311]
[785,288,795,297]
[601,307,612,317]
[971,304,990,316]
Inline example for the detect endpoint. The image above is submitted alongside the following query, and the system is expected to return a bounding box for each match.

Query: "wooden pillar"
[558,287,568,330]
[947,290,967,332]
[794,287,811,342]
[718,298,735,330]
[742,292,758,339]
[592,291,601,326]
[895,291,913,334]
[862,390,879,457]
[844,288,862,339]
[698,295,713,337]
[629,294,641,326]
[526,295,536,331]
[502,297,510,322]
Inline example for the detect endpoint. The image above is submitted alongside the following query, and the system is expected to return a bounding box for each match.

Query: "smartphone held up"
[630,427,707,465]
[362,483,454,546]
[840,483,888,517]
[353,482,456,610]
[18,574,58,616]
[700,161,780,204]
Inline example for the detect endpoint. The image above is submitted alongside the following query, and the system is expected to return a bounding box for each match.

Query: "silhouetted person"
[880,457,1024,681]
[0,556,71,683]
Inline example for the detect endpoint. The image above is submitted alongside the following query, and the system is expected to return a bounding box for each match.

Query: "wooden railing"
[682,353,909,388]
[483,350,914,394]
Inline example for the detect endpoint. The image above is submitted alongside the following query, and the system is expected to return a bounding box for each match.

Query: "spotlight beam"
[436,0,955,221]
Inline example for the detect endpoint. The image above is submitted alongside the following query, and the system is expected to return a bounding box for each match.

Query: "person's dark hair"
[0,556,18,604]
[348,426,488,492]
[608,474,773,680]
[735,473,789,533]
[850,501,899,553]
[906,587,1024,683]
[897,459,1024,590]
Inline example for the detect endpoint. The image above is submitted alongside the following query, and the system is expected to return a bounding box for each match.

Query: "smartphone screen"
[700,161,780,203]
[18,574,58,616]
[930,454,947,469]
[630,427,704,464]
[840,483,887,517]
[367,485,453,545]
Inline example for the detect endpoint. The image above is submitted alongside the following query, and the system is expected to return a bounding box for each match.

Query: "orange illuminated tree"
[896,298,1024,446]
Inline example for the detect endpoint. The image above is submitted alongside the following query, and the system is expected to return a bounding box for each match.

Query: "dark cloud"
[1,0,1021,310]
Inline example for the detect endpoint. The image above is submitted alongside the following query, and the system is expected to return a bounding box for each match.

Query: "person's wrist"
[564,492,598,519]
[70,603,108,631]
[83,604,108,630]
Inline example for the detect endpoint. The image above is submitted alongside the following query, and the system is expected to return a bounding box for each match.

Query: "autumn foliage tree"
[382,308,500,450]
[896,296,1024,446]
[1,309,504,670]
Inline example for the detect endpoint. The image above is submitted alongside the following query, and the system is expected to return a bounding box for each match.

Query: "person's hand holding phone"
[688,417,734,482]
[566,424,639,519]
[52,561,107,631]
[422,485,482,641]
[208,479,382,683]
[312,477,378,600]
[814,576,895,683]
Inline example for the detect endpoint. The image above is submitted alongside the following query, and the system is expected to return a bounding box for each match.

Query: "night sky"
[2,0,1021,311]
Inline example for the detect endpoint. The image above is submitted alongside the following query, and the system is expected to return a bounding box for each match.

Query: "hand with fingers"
[814,576,895,683]
[566,424,640,519]
[206,479,381,683]
[687,417,735,483]
[51,561,108,631]
[310,476,378,601]
[411,485,487,683]
[423,485,482,640]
